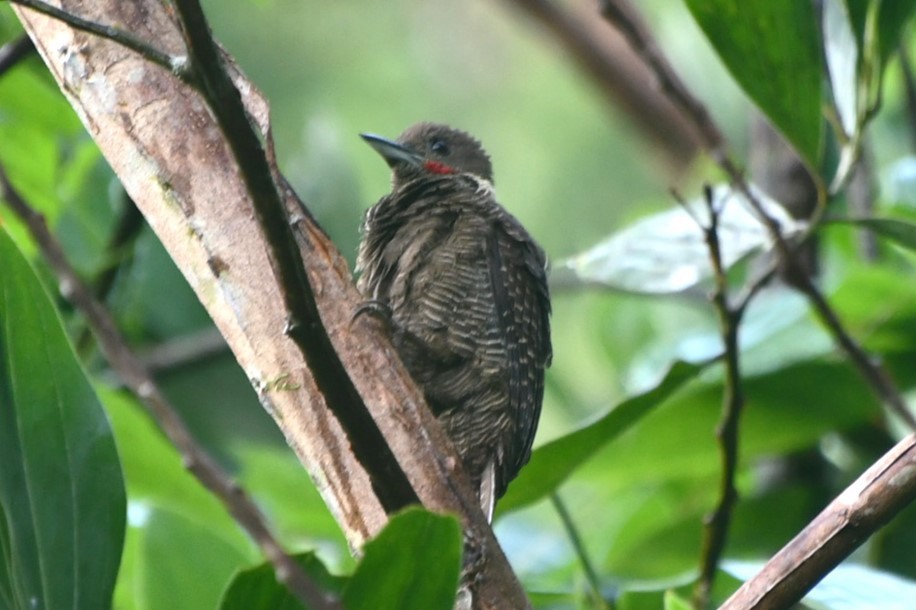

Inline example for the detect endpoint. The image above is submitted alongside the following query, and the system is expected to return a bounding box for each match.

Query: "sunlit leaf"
[577,360,878,494]
[0,227,125,610]
[824,0,859,138]
[564,184,804,294]
[218,552,345,610]
[342,508,460,610]
[498,360,708,516]
[832,217,916,251]
[685,0,823,168]
[664,590,692,610]
[136,508,250,610]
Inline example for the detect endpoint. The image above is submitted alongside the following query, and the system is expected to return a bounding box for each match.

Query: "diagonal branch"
[171,0,419,515]
[0,161,341,610]
[11,1,531,607]
[719,433,916,610]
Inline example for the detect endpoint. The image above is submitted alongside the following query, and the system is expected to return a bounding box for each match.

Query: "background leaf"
[831,217,916,251]
[498,360,707,515]
[218,552,345,610]
[846,0,916,70]
[684,0,823,168]
[564,185,805,294]
[135,508,251,610]
[0,227,125,610]
[342,508,461,610]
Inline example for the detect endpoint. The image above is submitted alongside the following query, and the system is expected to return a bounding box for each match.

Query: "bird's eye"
[429,138,450,156]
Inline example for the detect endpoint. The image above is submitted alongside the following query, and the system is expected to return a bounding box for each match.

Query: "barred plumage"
[356,123,552,519]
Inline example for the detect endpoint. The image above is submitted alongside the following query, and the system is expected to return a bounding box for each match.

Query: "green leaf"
[608,360,875,485]
[846,0,916,70]
[684,0,823,169]
[99,388,255,543]
[218,552,345,610]
[0,227,126,609]
[497,360,708,516]
[664,590,692,610]
[99,389,258,609]
[342,508,461,610]
[136,508,250,610]
[563,185,805,294]
[832,217,916,251]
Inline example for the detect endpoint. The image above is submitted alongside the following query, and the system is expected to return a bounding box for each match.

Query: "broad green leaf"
[0,227,126,609]
[498,360,708,516]
[577,359,878,494]
[136,508,250,610]
[100,390,257,609]
[832,217,916,251]
[684,0,823,169]
[235,443,348,552]
[342,508,461,610]
[218,552,345,610]
[664,590,692,610]
[564,185,805,294]
[99,388,254,542]
[0,66,84,242]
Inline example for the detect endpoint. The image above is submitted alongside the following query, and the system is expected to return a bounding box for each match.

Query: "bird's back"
[357,173,551,509]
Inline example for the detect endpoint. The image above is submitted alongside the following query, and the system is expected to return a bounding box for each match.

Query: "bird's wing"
[485,215,552,497]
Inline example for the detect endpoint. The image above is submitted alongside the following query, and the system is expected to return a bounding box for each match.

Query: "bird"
[356,122,552,520]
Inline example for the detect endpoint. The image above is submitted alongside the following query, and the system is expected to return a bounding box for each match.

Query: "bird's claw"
[352,299,392,327]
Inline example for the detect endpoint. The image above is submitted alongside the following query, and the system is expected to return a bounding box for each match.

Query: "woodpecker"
[356,122,552,520]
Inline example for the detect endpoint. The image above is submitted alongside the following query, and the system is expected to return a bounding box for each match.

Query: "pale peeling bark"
[14,2,528,607]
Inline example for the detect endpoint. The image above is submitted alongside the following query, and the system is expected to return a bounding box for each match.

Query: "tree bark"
[13,1,529,607]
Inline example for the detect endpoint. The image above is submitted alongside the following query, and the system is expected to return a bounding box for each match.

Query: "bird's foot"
[351,299,392,328]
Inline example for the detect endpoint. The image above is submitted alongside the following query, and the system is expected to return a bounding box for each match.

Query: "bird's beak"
[361,133,424,169]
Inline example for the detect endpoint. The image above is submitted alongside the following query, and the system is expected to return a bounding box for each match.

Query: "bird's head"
[361,122,493,189]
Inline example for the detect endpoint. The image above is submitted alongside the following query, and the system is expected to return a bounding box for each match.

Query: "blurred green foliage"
[2,1,916,609]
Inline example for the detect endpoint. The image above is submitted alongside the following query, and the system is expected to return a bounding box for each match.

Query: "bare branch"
[719,433,916,610]
[500,0,699,169]
[0,162,341,610]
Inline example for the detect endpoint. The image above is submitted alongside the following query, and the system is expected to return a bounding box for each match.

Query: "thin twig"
[8,0,184,78]
[0,163,341,610]
[550,493,612,610]
[598,0,916,431]
[0,34,35,77]
[691,187,746,610]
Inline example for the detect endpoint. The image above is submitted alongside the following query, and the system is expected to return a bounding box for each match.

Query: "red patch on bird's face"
[423,160,456,175]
